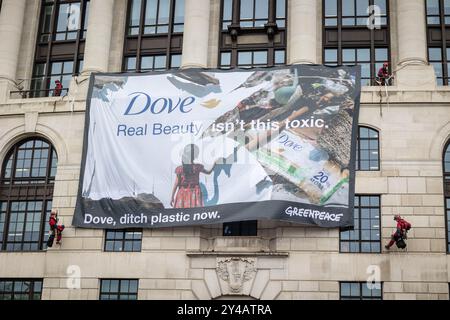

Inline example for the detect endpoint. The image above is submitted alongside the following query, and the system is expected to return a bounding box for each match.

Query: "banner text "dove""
[124,92,195,115]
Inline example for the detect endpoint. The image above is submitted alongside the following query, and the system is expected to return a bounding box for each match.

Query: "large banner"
[73,65,360,229]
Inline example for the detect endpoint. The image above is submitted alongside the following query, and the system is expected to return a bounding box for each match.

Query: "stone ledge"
[186,251,289,257]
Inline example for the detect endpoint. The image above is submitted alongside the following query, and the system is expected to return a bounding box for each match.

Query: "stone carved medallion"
[216,257,256,294]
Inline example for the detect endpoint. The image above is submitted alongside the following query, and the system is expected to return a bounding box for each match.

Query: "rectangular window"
[323,0,390,86]
[99,279,139,300]
[220,0,286,69]
[123,0,184,72]
[429,47,444,86]
[340,282,382,300]
[0,279,43,300]
[324,48,389,87]
[104,229,142,252]
[6,201,43,252]
[27,1,89,98]
[55,3,81,41]
[223,221,258,236]
[124,54,181,72]
[237,50,268,68]
[128,0,184,35]
[2,200,52,252]
[427,0,450,25]
[426,0,450,85]
[240,0,269,28]
[340,195,381,253]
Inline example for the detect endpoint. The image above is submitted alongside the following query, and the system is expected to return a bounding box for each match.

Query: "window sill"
[202,236,273,253]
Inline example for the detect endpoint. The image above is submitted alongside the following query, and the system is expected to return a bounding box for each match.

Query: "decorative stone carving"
[216,257,256,294]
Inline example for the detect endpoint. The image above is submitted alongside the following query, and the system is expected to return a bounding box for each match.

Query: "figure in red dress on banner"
[171,144,216,208]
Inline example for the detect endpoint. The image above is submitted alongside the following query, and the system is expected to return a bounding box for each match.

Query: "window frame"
[0,278,43,300]
[30,0,89,97]
[339,281,383,300]
[218,0,287,68]
[322,0,391,86]
[99,279,139,300]
[0,138,58,252]
[426,0,450,85]
[104,229,143,252]
[122,0,184,72]
[356,126,380,171]
[339,195,382,253]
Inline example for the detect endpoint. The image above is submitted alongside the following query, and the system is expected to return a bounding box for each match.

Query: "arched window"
[0,138,58,251]
[443,140,450,252]
[356,126,380,171]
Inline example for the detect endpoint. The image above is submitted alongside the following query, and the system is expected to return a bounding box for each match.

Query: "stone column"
[395,0,435,88]
[82,0,115,74]
[288,0,318,64]
[0,0,27,102]
[181,0,210,68]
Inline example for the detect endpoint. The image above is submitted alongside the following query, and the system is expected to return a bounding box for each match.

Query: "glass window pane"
[174,0,185,24]
[343,49,355,62]
[254,0,268,19]
[221,52,231,66]
[325,0,337,17]
[357,0,369,16]
[357,48,370,61]
[341,283,350,296]
[145,0,158,25]
[427,0,440,15]
[158,0,170,24]
[63,61,74,74]
[374,0,387,15]
[342,17,355,25]
[343,0,355,16]
[130,0,142,26]
[141,56,154,70]
[275,50,285,64]
[41,5,53,36]
[126,57,137,71]
[154,55,167,69]
[110,280,119,292]
[240,0,253,20]
[56,4,70,32]
[431,63,443,77]
[351,283,360,296]
[170,54,182,68]
[238,51,252,65]
[325,49,338,62]
[223,0,232,21]
[360,63,371,78]
[276,0,286,18]
[429,48,442,60]
[51,62,62,75]
[375,48,388,61]
[253,51,267,64]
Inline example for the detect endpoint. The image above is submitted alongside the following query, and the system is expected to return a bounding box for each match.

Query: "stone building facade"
[0,0,449,300]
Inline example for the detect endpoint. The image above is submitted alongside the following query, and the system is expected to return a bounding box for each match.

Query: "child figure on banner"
[171,144,219,208]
